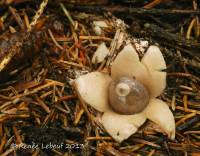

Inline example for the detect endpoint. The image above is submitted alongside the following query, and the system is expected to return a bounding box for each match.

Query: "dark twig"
[65,5,200,15]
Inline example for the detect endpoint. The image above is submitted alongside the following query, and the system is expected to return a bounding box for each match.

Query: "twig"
[106,29,121,67]
[48,29,64,50]
[28,0,48,32]
[87,136,112,141]
[144,0,162,8]
[72,82,95,126]
[186,18,196,39]
[79,35,112,41]
[9,6,25,30]
[60,3,75,26]
[66,5,200,15]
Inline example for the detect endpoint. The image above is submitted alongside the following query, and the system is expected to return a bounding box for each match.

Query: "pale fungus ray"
[92,42,109,64]
[118,44,139,61]
[93,21,108,35]
[75,72,111,112]
[144,99,175,140]
[111,44,152,92]
[102,110,146,142]
[141,46,167,98]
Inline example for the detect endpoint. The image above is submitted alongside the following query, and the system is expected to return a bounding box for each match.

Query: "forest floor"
[0,0,199,156]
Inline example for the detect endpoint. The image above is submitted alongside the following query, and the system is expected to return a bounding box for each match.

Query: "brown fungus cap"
[108,77,150,115]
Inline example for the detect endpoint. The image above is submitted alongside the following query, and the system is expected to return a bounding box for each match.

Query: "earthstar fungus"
[75,44,175,142]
